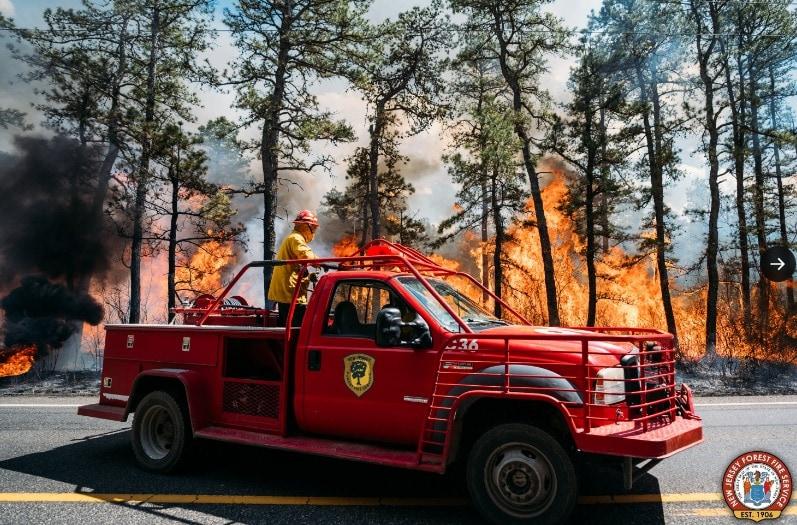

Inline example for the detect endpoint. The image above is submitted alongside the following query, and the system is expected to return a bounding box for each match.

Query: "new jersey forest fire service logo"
[343,354,374,397]
[723,451,792,522]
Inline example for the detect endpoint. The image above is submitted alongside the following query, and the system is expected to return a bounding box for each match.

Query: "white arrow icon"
[770,258,786,271]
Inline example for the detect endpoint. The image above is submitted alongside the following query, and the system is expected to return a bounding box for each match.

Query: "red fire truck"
[79,240,702,525]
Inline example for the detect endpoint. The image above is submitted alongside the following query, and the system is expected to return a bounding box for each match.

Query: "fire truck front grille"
[223,381,280,419]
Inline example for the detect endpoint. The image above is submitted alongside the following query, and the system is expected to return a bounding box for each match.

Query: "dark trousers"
[277,302,306,327]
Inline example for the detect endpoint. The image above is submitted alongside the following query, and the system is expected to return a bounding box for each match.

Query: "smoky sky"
[0,135,112,289]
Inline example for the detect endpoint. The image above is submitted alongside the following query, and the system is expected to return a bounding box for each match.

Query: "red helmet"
[293,209,319,227]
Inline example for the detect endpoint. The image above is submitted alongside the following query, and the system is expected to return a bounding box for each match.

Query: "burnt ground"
[0,360,794,397]
[0,370,100,396]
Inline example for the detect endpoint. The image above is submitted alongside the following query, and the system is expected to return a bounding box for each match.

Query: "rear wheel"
[466,423,577,525]
[131,390,191,473]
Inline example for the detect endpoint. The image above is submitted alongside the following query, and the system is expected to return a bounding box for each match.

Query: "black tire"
[131,390,192,473]
[466,423,577,525]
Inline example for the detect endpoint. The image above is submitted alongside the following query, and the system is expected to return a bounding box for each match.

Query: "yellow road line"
[0,492,793,511]
[579,492,723,504]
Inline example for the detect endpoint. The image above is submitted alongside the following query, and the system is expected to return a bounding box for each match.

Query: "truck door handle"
[308,350,321,371]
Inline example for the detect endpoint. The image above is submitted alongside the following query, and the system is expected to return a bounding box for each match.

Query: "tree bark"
[690,0,721,358]
[584,107,598,327]
[481,168,490,303]
[748,70,769,336]
[490,168,503,318]
[129,5,160,324]
[492,10,559,326]
[635,63,678,345]
[721,22,752,335]
[167,160,179,323]
[367,103,385,242]
[768,67,794,312]
[598,105,611,253]
[260,1,292,298]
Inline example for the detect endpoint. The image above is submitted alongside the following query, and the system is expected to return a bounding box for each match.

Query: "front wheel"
[466,423,577,525]
[131,390,191,473]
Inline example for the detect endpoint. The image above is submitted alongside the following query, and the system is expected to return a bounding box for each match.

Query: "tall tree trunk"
[493,24,559,325]
[481,168,490,303]
[691,1,721,358]
[367,104,385,242]
[167,162,179,323]
[503,83,559,325]
[78,17,129,296]
[721,24,752,335]
[635,64,678,345]
[359,196,369,248]
[749,71,769,336]
[768,67,794,312]
[490,169,503,318]
[129,6,160,324]
[598,106,611,253]
[584,111,597,327]
[260,6,291,297]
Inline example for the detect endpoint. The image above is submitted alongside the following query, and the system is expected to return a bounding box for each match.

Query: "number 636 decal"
[445,338,480,351]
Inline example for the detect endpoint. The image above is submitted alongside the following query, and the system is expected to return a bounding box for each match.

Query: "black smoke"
[0,135,112,286]
[0,135,109,361]
[2,276,103,348]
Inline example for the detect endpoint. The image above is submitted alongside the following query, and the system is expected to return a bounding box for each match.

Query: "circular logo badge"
[723,451,792,522]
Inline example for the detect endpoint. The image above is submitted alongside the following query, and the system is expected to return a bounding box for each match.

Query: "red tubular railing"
[417,329,679,462]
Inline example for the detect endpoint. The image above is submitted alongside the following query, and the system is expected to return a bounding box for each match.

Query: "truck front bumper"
[575,415,703,458]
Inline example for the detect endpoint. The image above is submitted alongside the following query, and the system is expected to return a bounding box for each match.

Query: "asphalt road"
[0,396,795,525]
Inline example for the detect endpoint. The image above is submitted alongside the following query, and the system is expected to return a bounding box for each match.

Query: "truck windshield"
[396,276,508,332]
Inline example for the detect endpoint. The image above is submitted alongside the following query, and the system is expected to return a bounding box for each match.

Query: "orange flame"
[331,236,359,257]
[430,166,742,359]
[176,240,236,296]
[0,346,36,377]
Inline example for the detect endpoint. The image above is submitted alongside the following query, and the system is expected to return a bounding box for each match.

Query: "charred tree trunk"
[481,168,490,303]
[500,78,559,325]
[690,0,721,358]
[490,169,503,318]
[493,23,559,326]
[167,160,179,323]
[598,106,611,253]
[359,197,369,248]
[721,24,752,335]
[129,6,160,324]
[367,103,386,242]
[768,67,794,312]
[748,71,769,336]
[635,64,678,345]
[584,110,598,327]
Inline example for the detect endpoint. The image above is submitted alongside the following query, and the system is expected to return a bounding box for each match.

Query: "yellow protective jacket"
[267,229,316,304]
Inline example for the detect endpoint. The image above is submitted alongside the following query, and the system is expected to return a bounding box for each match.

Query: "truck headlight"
[594,366,625,405]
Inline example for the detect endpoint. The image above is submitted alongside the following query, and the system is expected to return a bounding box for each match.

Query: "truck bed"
[100,324,299,434]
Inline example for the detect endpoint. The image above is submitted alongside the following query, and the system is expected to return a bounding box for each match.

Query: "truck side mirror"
[375,308,433,349]
[405,315,433,349]
[376,307,402,347]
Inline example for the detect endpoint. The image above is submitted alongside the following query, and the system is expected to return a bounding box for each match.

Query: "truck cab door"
[297,279,438,446]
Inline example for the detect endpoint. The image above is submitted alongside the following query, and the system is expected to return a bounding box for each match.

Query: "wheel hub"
[486,444,556,517]
[140,405,175,460]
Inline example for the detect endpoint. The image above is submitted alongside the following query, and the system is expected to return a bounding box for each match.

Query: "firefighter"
[268,210,319,327]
